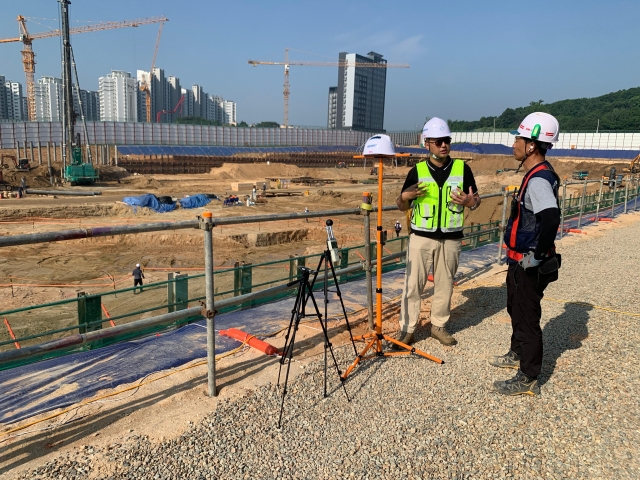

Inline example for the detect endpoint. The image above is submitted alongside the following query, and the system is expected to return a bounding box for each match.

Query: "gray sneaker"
[488,350,521,370]
[431,325,457,346]
[390,331,414,350]
[492,370,540,396]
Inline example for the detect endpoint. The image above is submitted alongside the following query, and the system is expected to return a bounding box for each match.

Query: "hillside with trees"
[448,86,640,132]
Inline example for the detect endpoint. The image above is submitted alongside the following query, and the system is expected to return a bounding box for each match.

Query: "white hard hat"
[510,112,559,143]
[136,263,140,267]
[422,117,451,140]
[363,134,396,157]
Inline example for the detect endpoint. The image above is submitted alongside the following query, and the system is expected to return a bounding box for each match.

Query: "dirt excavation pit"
[0,154,631,314]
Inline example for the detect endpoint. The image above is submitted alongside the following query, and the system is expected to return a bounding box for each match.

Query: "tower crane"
[0,15,168,121]
[139,22,164,124]
[248,48,410,127]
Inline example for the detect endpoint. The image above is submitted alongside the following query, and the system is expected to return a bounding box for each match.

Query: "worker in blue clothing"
[490,112,562,396]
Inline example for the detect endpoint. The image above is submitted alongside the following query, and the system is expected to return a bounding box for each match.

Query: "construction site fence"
[4,122,640,152]
[1,177,639,370]
[0,122,418,150]
[453,131,640,150]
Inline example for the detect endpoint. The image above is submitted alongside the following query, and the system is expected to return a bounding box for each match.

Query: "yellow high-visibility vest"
[410,159,465,233]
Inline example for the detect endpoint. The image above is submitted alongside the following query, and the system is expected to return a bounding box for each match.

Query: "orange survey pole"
[101,303,116,327]
[342,151,442,381]
[4,318,20,349]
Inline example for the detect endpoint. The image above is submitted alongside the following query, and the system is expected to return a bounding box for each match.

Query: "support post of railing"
[361,192,374,330]
[560,179,567,238]
[595,178,604,220]
[624,175,630,214]
[611,178,618,218]
[497,187,509,264]
[288,254,296,283]
[635,175,639,211]
[577,178,587,229]
[200,212,217,397]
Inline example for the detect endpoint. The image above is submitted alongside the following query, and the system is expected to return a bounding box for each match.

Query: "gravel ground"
[16,216,640,479]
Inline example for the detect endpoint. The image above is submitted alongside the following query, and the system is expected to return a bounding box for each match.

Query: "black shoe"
[488,350,521,369]
[492,370,540,396]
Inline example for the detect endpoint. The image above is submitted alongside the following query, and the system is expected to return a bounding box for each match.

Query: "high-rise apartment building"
[72,86,100,121]
[191,85,208,119]
[328,51,387,131]
[34,76,63,122]
[181,88,194,118]
[327,86,338,129]
[99,70,138,122]
[0,76,7,120]
[166,76,182,123]
[151,67,165,123]
[1,77,27,121]
[222,100,236,125]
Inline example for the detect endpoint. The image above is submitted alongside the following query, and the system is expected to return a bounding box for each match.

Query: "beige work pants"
[399,235,461,333]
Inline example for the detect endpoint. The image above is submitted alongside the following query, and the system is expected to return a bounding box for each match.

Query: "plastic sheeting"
[122,194,177,213]
[178,194,211,209]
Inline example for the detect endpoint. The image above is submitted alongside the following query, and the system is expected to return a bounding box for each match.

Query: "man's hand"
[450,186,477,207]
[518,251,541,270]
[400,183,428,202]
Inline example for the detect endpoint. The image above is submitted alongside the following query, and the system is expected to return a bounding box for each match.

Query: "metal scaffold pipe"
[201,212,217,397]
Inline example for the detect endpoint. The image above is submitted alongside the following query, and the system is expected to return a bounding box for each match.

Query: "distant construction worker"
[252,185,257,201]
[21,176,26,196]
[304,206,309,223]
[394,220,402,237]
[132,263,145,293]
[490,112,561,396]
[262,182,267,194]
[394,117,480,348]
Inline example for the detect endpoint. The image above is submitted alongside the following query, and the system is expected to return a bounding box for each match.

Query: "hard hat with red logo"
[510,112,559,143]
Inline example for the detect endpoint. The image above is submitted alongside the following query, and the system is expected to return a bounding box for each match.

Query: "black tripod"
[277,266,349,428]
[307,247,358,397]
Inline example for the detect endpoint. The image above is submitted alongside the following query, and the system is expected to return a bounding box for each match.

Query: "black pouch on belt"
[538,253,562,283]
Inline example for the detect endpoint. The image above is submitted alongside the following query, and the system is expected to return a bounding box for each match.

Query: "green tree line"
[448,86,640,132]
[175,117,279,128]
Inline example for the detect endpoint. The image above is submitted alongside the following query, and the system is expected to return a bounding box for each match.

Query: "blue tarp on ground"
[178,194,211,209]
[122,194,177,213]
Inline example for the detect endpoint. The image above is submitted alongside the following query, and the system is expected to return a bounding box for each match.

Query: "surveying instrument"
[341,135,443,381]
[276,219,357,428]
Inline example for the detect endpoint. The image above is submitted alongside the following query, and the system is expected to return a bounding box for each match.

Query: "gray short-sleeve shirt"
[524,177,558,213]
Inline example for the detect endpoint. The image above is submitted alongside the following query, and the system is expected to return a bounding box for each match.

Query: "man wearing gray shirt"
[490,112,561,396]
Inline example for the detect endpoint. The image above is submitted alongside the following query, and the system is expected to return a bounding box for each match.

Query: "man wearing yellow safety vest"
[489,112,561,396]
[394,117,480,348]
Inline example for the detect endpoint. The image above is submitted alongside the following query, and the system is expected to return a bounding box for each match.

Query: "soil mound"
[209,163,304,181]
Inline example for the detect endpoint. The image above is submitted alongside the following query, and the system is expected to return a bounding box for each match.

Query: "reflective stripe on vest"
[411,159,465,233]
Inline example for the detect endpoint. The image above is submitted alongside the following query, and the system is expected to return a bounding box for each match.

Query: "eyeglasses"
[428,138,452,147]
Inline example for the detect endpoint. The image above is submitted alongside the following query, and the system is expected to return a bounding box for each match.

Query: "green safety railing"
[0,221,501,370]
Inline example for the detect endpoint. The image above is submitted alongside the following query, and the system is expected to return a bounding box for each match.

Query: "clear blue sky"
[1,0,639,130]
